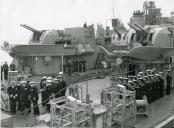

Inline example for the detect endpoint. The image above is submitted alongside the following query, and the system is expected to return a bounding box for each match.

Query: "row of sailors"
[5,74,67,115]
[40,75,67,111]
[7,80,40,115]
[117,69,171,104]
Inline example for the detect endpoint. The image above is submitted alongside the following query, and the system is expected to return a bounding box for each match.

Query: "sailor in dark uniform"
[132,78,141,99]
[151,69,160,100]
[1,65,3,81]
[40,76,47,107]
[149,74,157,102]
[159,72,164,98]
[3,62,8,80]
[127,80,135,91]
[72,61,76,73]
[20,80,31,113]
[30,82,40,115]
[79,60,82,72]
[123,78,131,90]
[53,78,61,98]
[145,69,153,103]
[155,73,161,100]
[75,60,79,72]
[82,59,86,72]
[166,70,172,95]
[67,60,72,76]
[7,81,18,114]
[143,76,152,103]
[45,78,53,112]
[16,81,22,111]
[10,63,16,71]
[58,74,67,97]
[118,77,124,85]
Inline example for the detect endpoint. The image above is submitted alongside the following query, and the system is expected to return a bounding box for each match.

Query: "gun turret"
[134,23,148,36]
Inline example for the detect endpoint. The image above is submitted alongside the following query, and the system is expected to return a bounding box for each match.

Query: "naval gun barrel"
[113,28,121,39]
[134,23,148,35]
[20,24,40,34]
[128,23,139,32]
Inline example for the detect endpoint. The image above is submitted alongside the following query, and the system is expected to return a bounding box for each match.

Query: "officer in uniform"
[1,65,3,81]
[166,70,172,95]
[20,80,31,113]
[7,81,18,114]
[123,78,131,90]
[127,80,135,91]
[3,62,8,80]
[75,60,79,72]
[58,72,67,97]
[59,77,67,97]
[145,75,153,103]
[53,78,61,98]
[149,74,157,102]
[40,76,47,107]
[132,77,142,99]
[155,73,161,100]
[79,60,82,72]
[16,81,22,111]
[137,77,145,99]
[45,78,53,112]
[146,69,151,75]
[40,76,47,89]
[82,59,86,72]
[118,77,124,84]
[145,69,153,103]
[30,82,40,115]
[10,63,16,71]
[133,79,141,99]
[159,72,164,98]
[151,69,160,100]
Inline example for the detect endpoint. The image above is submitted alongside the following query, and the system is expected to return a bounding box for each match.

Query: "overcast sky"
[0,0,173,44]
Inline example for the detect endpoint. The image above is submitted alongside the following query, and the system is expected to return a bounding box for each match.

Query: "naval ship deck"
[1,76,174,128]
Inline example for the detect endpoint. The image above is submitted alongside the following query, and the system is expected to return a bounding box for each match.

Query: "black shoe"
[12,112,16,115]
[20,112,24,115]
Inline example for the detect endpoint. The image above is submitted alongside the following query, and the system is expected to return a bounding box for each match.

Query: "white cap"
[46,79,52,83]
[29,81,35,84]
[139,72,143,75]
[59,71,63,75]
[46,77,52,80]
[118,77,123,79]
[10,81,16,84]
[20,81,27,84]
[53,78,59,81]
[42,76,47,79]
